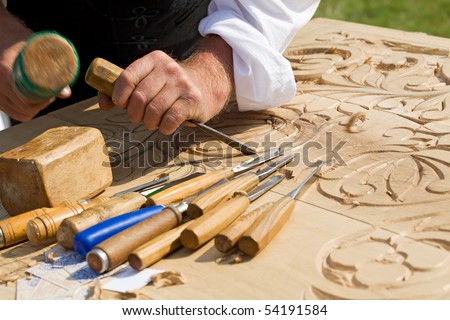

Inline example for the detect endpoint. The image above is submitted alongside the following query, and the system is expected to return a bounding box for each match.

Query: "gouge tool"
[1,175,167,249]
[238,161,323,256]
[73,178,227,257]
[0,198,110,249]
[55,172,203,249]
[145,148,282,206]
[86,178,228,273]
[111,175,169,197]
[180,175,284,250]
[129,174,284,271]
[85,57,257,155]
[28,173,202,246]
[186,153,295,218]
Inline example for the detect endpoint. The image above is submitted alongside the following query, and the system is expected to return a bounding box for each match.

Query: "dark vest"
[8,0,210,113]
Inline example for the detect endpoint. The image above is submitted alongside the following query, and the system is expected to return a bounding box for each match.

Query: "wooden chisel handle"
[26,196,111,245]
[214,202,274,253]
[129,220,194,271]
[180,195,250,250]
[85,57,122,97]
[73,204,164,257]
[238,196,296,257]
[86,204,185,273]
[186,173,260,219]
[146,168,234,206]
[0,199,80,248]
[56,192,147,249]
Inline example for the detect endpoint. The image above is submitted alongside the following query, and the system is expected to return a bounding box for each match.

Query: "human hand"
[0,7,71,122]
[98,35,234,135]
[0,47,72,122]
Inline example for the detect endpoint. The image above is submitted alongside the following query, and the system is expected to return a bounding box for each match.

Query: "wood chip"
[346,112,367,133]
[86,280,103,300]
[151,271,187,287]
[119,291,140,300]
[216,250,247,264]
[0,272,20,285]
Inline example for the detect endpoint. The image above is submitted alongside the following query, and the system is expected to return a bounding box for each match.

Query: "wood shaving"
[46,252,56,263]
[216,250,247,265]
[151,271,187,287]
[279,167,295,179]
[119,291,140,300]
[86,280,103,300]
[233,190,248,197]
[346,112,367,133]
[0,272,20,285]
[27,260,38,267]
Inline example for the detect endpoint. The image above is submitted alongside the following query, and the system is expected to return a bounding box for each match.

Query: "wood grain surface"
[0,18,449,300]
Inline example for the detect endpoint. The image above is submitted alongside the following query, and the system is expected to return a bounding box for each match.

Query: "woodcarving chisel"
[27,173,201,246]
[180,175,285,250]
[86,177,229,273]
[0,196,112,248]
[129,175,283,271]
[84,152,280,272]
[186,153,295,219]
[238,161,323,256]
[72,178,227,257]
[145,148,282,206]
[55,173,199,249]
[84,57,257,155]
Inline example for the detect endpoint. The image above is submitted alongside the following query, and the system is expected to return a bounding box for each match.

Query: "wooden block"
[0,126,112,215]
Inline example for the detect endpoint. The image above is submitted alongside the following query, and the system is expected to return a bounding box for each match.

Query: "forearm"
[0,3,32,64]
[0,4,52,123]
[199,0,321,111]
[183,34,234,115]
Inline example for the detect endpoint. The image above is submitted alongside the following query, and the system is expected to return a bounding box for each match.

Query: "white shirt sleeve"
[198,0,320,111]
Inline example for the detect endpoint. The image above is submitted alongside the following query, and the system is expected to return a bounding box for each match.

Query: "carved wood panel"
[0,18,449,299]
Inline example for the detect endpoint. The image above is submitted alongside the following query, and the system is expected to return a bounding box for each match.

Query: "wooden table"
[1,18,450,300]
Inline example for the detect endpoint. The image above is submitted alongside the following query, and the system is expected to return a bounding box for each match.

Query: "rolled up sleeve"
[199,0,320,111]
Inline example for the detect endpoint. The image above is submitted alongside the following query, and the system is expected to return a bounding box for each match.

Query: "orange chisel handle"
[0,199,80,248]
[186,173,259,219]
[56,192,146,249]
[145,168,234,206]
[26,196,111,245]
[180,195,251,250]
[128,220,194,271]
[238,196,296,257]
[214,202,274,253]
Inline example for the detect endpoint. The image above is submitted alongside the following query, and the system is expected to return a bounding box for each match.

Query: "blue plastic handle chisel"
[73,204,165,256]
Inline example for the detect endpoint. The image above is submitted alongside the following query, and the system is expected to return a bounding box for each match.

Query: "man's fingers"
[98,92,115,111]
[111,54,157,108]
[126,74,166,123]
[142,86,180,132]
[158,97,195,135]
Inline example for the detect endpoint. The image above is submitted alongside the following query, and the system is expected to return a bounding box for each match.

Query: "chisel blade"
[232,148,282,174]
[189,120,258,155]
[112,175,170,197]
[247,175,284,202]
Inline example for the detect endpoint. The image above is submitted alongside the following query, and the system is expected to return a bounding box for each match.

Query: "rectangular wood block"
[0,126,112,215]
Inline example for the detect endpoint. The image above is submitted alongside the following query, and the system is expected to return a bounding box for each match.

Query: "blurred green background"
[313,0,450,38]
